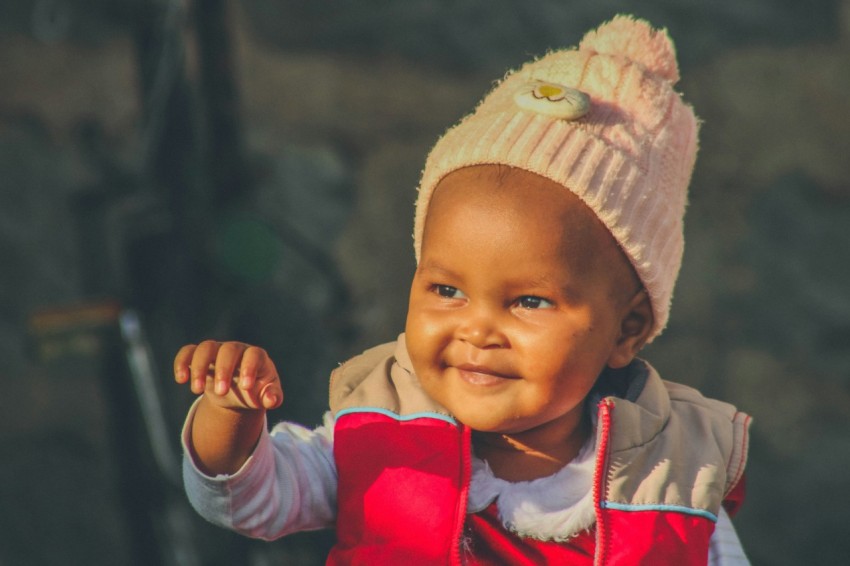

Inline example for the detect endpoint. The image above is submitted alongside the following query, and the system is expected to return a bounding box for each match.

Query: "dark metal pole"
[193,0,250,206]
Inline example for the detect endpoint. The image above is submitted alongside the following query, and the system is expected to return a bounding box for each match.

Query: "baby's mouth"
[453,363,517,386]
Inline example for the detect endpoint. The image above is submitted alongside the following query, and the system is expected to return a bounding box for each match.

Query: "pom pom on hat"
[413,15,699,341]
[579,15,680,83]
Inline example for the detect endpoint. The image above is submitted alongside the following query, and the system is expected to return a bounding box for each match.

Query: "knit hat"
[413,15,699,341]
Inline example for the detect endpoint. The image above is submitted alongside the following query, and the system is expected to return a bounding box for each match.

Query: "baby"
[175,16,752,564]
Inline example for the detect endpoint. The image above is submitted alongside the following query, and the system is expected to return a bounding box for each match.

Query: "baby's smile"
[450,362,519,386]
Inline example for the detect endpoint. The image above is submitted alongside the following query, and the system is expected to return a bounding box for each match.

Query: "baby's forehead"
[430,165,606,244]
[427,165,637,288]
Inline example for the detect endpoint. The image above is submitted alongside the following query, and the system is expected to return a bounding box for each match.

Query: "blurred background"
[1,0,849,564]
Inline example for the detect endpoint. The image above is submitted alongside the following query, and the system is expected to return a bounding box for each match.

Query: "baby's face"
[405,165,645,436]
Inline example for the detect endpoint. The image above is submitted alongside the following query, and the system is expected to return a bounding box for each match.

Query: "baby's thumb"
[259,383,283,410]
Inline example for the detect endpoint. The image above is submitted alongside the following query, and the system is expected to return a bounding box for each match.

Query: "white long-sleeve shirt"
[182,402,749,563]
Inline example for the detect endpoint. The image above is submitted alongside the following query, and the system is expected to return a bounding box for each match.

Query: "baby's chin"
[460,416,533,436]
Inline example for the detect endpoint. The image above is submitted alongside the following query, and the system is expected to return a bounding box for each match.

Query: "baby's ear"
[607,290,654,369]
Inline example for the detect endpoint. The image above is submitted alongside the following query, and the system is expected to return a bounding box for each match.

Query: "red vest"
[327,339,750,565]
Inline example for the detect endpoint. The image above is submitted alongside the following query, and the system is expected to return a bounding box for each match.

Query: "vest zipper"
[593,399,614,566]
[450,424,473,566]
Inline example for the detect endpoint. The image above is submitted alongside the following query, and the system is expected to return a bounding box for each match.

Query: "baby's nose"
[455,312,507,349]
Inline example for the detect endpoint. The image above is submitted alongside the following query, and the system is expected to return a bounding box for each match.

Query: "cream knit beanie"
[413,15,699,341]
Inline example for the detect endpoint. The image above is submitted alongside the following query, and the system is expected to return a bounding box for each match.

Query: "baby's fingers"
[213,342,250,396]
[235,346,272,390]
[174,344,196,384]
[237,347,283,409]
[189,340,222,394]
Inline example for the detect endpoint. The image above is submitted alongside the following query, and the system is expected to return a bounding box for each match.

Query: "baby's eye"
[434,285,466,299]
[517,296,554,309]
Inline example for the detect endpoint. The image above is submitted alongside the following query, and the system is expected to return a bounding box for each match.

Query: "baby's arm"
[181,406,337,539]
[708,506,751,565]
[174,340,283,475]
[175,341,337,538]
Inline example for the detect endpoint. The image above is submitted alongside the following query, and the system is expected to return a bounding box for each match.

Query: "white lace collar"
[467,431,597,542]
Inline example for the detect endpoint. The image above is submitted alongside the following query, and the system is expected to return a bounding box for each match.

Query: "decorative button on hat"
[514,80,590,120]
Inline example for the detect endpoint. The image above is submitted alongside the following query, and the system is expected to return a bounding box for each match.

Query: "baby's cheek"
[408,315,447,352]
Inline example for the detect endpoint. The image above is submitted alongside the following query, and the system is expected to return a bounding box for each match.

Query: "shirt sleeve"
[708,506,751,565]
[181,400,338,540]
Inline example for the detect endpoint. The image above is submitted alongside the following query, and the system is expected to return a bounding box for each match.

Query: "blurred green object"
[214,214,283,283]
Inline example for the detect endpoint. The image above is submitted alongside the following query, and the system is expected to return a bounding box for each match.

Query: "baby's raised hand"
[174,340,283,411]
